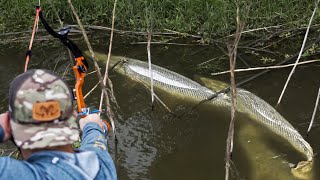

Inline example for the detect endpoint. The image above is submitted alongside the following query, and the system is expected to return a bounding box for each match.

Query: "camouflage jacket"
[0,122,117,180]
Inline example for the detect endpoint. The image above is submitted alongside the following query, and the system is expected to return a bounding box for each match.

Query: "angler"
[0,6,117,179]
[0,70,117,179]
[91,53,313,176]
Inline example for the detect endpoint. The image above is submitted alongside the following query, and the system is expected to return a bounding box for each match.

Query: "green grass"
[0,0,319,38]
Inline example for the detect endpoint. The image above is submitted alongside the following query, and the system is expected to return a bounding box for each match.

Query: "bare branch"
[225,4,244,180]
[99,0,118,114]
[307,87,320,134]
[277,0,320,105]
[211,59,320,75]
[147,32,155,108]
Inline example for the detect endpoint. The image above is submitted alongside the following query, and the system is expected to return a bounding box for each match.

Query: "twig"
[164,29,203,39]
[211,59,320,75]
[107,78,120,110]
[99,0,118,114]
[116,151,125,164]
[67,0,116,135]
[86,69,101,76]
[147,32,155,108]
[307,87,320,135]
[68,24,178,36]
[225,5,244,180]
[145,1,155,109]
[84,81,100,100]
[198,54,226,66]
[135,78,174,114]
[277,0,320,105]
[48,0,63,27]
[226,25,283,37]
[131,41,209,46]
[237,46,279,55]
[8,149,18,157]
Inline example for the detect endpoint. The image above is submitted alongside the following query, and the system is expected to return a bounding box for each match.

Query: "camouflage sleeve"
[79,122,108,151]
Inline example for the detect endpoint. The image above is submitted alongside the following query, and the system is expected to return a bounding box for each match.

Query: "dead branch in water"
[99,0,118,115]
[307,87,320,135]
[277,0,320,105]
[67,0,116,136]
[211,59,320,75]
[147,32,155,108]
[225,5,244,180]
[134,78,174,115]
[145,2,155,109]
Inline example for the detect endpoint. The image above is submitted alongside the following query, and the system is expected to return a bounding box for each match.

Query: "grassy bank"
[0,0,319,38]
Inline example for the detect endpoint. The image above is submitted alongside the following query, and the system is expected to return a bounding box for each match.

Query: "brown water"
[0,35,320,180]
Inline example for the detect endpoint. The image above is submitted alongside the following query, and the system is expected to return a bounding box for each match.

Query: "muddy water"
[0,36,320,180]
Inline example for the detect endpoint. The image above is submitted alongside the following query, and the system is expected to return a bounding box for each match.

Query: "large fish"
[89,52,313,176]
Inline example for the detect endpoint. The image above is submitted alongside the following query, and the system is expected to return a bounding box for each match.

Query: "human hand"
[79,114,105,131]
[0,112,12,141]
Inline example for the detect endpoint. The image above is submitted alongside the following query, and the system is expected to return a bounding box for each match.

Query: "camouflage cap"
[8,69,79,149]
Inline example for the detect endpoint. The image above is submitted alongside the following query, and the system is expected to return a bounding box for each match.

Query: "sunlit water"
[0,35,319,180]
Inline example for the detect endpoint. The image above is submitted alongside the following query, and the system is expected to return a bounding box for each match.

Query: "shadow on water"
[0,34,320,180]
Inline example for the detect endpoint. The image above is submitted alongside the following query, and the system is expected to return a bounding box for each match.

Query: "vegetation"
[0,0,319,38]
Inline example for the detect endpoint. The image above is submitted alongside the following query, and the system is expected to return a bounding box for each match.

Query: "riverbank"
[0,0,319,39]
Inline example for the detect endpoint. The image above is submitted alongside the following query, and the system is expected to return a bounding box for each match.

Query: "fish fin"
[291,160,313,179]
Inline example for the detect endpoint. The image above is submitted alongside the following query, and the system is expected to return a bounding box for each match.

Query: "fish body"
[112,56,231,108]
[90,52,313,175]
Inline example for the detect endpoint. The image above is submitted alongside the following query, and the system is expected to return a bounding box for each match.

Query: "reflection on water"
[0,36,320,180]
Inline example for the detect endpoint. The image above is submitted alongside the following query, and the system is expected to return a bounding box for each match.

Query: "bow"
[38,8,111,132]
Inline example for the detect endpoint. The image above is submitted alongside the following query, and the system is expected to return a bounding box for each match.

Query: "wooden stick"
[131,41,209,46]
[307,87,320,134]
[164,29,203,39]
[84,81,100,100]
[99,0,118,113]
[226,25,283,37]
[277,0,320,105]
[68,24,178,36]
[67,0,116,135]
[147,32,155,108]
[211,59,320,75]
[225,5,244,180]
[134,78,174,114]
